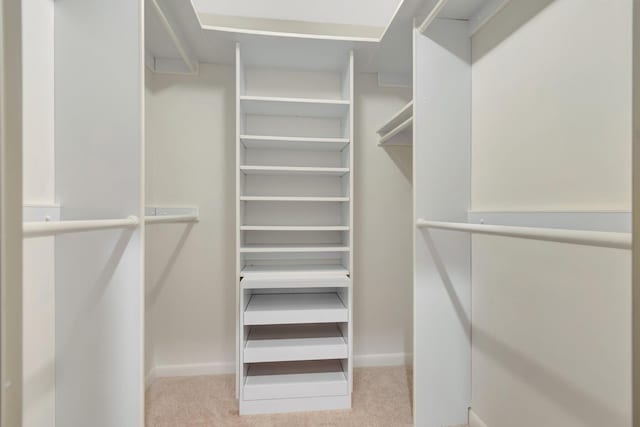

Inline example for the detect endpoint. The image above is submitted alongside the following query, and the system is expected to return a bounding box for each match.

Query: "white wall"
[470,1,632,426]
[22,1,55,426]
[145,64,237,376]
[144,65,413,376]
[353,73,413,365]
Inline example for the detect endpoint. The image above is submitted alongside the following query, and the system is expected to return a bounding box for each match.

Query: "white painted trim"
[418,0,450,35]
[353,352,412,367]
[468,0,512,35]
[469,408,489,427]
[147,352,411,385]
[152,361,236,379]
[149,0,198,74]
[197,13,382,42]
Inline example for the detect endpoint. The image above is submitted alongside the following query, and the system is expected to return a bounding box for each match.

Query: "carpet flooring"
[146,366,414,426]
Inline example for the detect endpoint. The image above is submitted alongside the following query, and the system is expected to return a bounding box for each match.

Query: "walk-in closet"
[4,0,638,426]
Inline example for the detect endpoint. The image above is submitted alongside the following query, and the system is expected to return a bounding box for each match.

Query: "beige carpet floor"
[146,366,414,427]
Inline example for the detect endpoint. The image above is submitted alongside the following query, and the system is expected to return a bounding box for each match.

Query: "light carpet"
[146,366,414,426]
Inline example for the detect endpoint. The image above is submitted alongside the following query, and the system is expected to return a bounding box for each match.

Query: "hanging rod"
[23,215,140,238]
[416,219,631,250]
[144,214,199,224]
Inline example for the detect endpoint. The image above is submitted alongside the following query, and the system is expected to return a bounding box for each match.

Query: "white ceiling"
[190,0,403,28]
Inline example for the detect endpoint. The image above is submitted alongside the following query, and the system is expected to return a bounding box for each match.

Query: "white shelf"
[241,264,351,288]
[240,166,349,176]
[379,116,412,146]
[240,95,350,118]
[242,264,349,279]
[244,324,347,363]
[244,293,348,325]
[243,360,348,401]
[240,196,349,202]
[240,244,350,253]
[377,100,413,135]
[240,135,350,151]
[240,225,349,231]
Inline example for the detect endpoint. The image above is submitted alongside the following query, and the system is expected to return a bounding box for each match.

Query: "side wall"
[144,66,413,376]
[21,1,55,426]
[470,1,632,426]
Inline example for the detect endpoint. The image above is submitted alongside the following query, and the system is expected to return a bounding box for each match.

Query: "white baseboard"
[147,352,411,386]
[353,352,412,367]
[469,409,489,427]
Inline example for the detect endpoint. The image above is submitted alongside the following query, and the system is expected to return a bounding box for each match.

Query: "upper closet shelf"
[377,100,413,146]
[240,135,350,152]
[240,96,349,118]
[240,166,349,176]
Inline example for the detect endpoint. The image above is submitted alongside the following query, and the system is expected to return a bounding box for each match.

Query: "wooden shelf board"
[240,166,349,176]
[240,95,350,118]
[377,100,413,135]
[240,196,349,202]
[244,324,347,363]
[244,292,348,325]
[240,225,349,231]
[243,360,348,401]
[240,244,350,253]
[240,135,350,151]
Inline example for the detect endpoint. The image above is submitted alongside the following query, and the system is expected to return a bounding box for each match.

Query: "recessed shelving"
[240,166,349,176]
[240,196,349,202]
[236,46,353,414]
[244,324,347,363]
[240,95,350,118]
[240,135,350,151]
[240,244,350,253]
[244,293,348,325]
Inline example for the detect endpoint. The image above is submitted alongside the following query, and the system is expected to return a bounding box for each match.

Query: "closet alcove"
[14,0,637,426]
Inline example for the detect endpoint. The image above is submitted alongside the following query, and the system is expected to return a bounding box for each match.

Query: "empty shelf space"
[240,225,349,231]
[377,100,413,136]
[244,293,348,325]
[240,165,349,176]
[243,360,348,401]
[240,196,349,202]
[240,96,350,118]
[244,324,347,363]
[240,244,350,253]
[240,135,350,151]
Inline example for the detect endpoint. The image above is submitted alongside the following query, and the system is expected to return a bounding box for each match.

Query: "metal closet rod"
[416,219,632,250]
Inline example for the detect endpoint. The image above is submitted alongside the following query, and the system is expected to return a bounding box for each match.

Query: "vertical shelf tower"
[235,43,354,415]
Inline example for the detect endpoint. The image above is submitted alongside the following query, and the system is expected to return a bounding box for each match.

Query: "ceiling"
[190,0,403,28]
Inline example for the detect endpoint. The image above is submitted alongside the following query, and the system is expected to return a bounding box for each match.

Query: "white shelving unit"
[236,44,354,415]
[377,100,413,146]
